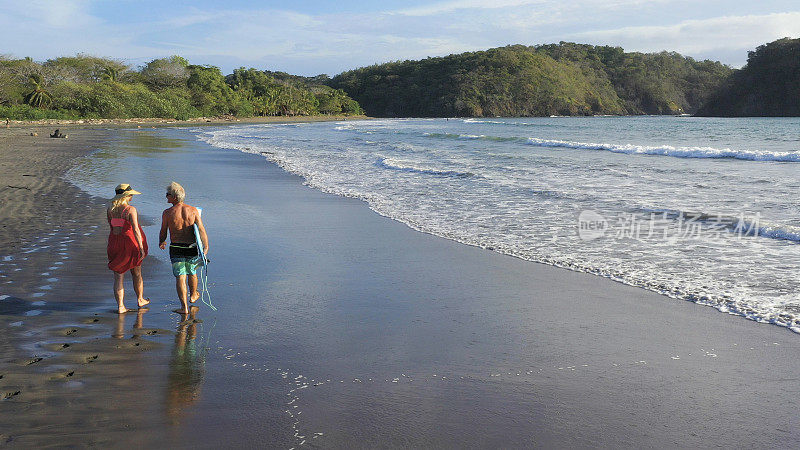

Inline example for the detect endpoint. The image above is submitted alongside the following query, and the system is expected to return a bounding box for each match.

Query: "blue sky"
[2,1,799,75]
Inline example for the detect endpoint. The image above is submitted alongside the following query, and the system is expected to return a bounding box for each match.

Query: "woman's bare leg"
[130,266,149,307]
[114,272,127,313]
[113,312,125,338]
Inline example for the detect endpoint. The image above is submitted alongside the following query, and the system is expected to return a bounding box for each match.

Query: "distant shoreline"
[3,114,372,130]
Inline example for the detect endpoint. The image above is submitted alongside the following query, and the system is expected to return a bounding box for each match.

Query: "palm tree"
[101,66,119,82]
[23,74,52,108]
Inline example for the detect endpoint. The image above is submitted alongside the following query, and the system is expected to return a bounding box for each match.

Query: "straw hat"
[111,183,142,201]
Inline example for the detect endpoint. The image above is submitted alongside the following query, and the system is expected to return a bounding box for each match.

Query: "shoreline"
[3,114,371,130]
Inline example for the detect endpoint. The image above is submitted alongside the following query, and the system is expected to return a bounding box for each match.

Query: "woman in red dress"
[107,183,149,313]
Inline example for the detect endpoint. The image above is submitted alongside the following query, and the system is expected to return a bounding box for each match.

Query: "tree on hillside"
[141,56,190,90]
[187,64,246,116]
[697,37,800,116]
[43,54,129,84]
[0,57,41,105]
[226,67,276,99]
[23,74,52,108]
[101,66,119,82]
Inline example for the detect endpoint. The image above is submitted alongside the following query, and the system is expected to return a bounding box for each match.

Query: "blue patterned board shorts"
[169,243,199,276]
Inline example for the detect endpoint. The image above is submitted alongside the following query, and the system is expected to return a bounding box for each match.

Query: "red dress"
[107,206,148,273]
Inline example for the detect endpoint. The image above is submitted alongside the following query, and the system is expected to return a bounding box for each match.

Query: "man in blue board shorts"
[159,181,209,315]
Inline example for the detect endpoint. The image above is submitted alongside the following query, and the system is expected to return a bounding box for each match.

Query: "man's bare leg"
[188,274,199,303]
[174,275,189,314]
[114,272,127,314]
[130,266,150,307]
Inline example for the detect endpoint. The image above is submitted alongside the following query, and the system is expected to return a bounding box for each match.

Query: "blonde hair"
[110,195,131,213]
[166,181,185,203]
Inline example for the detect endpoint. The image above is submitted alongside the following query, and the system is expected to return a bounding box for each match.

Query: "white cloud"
[15,0,98,28]
[394,0,545,17]
[0,1,797,74]
[569,11,800,63]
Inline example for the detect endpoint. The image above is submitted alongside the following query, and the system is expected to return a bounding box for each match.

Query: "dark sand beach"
[1,124,799,447]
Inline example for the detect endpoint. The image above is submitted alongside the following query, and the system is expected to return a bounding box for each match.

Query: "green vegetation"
[330,43,733,117]
[7,39,796,120]
[0,54,363,120]
[697,38,800,117]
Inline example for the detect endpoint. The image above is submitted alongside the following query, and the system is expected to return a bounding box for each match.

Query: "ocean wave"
[377,157,475,178]
[526,138,800,162]
[463,118,558,127]
[424,132,524,143]
[427,129,800,162]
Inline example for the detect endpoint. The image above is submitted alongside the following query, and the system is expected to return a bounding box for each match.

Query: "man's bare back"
[159,202,208,253]
[162,203,199,244]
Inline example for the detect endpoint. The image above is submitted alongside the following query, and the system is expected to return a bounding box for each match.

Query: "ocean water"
[197,116,800,332]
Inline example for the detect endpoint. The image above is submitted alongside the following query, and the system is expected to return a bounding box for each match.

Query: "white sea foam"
[377,157,475,178]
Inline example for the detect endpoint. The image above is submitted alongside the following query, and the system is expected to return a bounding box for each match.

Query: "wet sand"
[1,125,799,447]
[0,126,178,446]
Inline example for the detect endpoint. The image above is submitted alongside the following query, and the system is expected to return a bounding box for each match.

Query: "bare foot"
[172,308,189,315]
[138,297,151,308]
[189,292,200,303]
[117,307,128,314]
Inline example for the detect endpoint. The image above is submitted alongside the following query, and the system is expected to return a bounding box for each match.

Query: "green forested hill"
[0,55,362,120]
[11,39,795,121]
[330,43,733,117]
[696,38,800,117]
